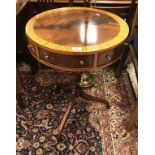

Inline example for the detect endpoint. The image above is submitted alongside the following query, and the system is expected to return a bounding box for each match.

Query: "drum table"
[26,7,129,138]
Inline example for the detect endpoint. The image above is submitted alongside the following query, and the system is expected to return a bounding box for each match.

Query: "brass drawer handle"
[105,55,112,61]
[27,45,34,52]
[27,45,32,49]
[80,60,85,65]
[44,55,49,60]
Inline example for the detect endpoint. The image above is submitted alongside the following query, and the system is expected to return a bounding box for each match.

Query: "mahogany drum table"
[25,7,129,138]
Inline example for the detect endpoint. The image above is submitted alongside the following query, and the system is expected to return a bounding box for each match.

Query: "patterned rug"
[16,64,138,155]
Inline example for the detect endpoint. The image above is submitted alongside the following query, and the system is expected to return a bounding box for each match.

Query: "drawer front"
[39,48,94,68]
[97,46,123,67]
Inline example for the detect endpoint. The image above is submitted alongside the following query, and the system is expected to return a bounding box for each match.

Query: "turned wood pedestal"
[25,7,129,138]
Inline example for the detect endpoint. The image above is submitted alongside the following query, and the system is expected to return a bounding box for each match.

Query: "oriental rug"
[16,64,137,155]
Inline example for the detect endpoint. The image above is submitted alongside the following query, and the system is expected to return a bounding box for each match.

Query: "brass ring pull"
[44,55,49,60]
[27,45,33,51]
[105,55,112,61]
[80,60,85,65]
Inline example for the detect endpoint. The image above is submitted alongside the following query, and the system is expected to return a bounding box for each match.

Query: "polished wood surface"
[33,9,120,47]
[28,41,123,72]
[127,103,138,131]
[16,0,27,14]
[26,7,129,72]
[54,93,74,138]
[26,7,129,54]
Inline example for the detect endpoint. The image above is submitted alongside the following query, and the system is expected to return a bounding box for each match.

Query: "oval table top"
[26,7,129,54]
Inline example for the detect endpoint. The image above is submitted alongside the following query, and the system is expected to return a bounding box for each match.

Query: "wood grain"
[33,9,120,46]
[26,7,129,54]
[25,7,129,72]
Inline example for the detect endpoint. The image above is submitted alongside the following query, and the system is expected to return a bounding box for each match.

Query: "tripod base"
[53,84,110,139]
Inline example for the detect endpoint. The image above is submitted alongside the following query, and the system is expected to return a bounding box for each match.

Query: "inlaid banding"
[26,7,129,54]
[33,9,120,46]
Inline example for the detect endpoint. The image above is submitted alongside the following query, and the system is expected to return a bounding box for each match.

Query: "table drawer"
[97,46,123,67]
[39,48,94,68]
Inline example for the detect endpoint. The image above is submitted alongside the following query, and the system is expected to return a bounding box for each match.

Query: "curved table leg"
[126,103,138,131]
[54,94,74,138]
[53,83,110,139]
[79,89,110,109]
